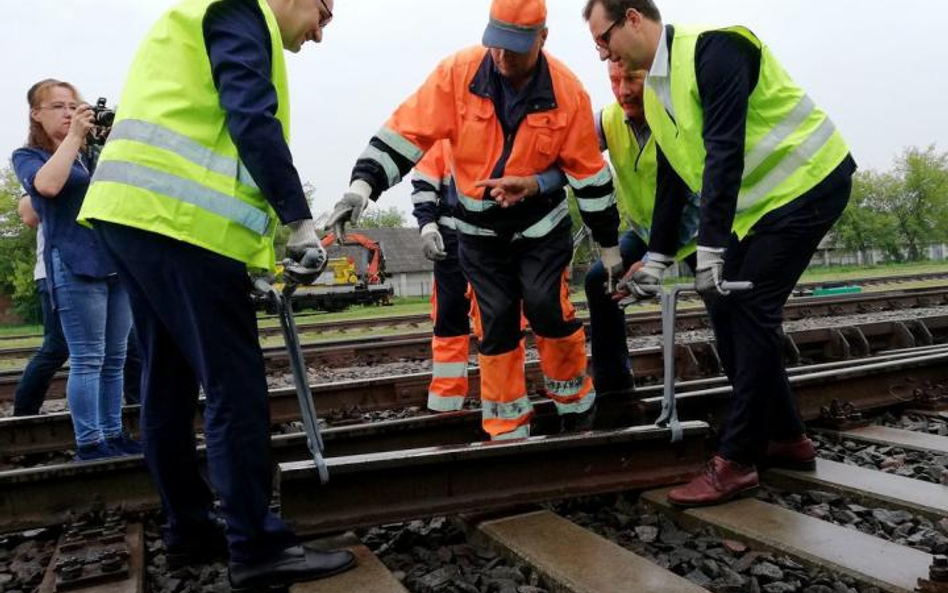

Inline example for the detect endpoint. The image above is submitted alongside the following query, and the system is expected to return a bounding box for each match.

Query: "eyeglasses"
[595,16,626,49]
[41,103,79,113]
[317,0,333,28]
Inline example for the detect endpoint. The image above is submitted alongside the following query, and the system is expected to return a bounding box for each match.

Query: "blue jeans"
[13,279,70,416]
[51,249,132,447]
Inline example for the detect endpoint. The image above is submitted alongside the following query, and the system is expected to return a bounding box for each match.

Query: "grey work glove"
[616,252,674,306]
[695,248,730,300]
[324,179,372,244]
[420,222,447,262]
[284,219,328,285]
[599,245,624,294]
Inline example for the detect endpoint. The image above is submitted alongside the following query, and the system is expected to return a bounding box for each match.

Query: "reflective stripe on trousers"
[479,345,533,439]
[427,335,470,413]
[535,327,596,415]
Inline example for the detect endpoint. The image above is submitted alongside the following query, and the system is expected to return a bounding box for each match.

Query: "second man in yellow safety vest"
[585,0,855,505]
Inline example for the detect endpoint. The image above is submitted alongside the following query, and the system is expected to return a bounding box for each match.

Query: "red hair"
[26,79,82,153]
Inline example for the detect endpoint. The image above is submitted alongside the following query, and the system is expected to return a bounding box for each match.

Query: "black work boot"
[229,545,357,591]
[592,385,638,429]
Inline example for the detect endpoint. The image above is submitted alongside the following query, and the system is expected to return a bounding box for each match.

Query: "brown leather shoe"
[765,436,817,471]
[668,456,759,507]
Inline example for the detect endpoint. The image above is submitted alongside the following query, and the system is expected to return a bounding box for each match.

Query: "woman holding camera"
[12,79,137,461]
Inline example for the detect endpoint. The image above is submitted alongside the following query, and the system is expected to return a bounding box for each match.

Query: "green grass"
[0,324,42,338]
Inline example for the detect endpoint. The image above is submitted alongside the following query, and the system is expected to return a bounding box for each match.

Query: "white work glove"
[599,245,624,294]
[420,222,447,262]
[617,252,674,306]
[695,248,729,300]
[284,219,328,285]
[324,179,372,244]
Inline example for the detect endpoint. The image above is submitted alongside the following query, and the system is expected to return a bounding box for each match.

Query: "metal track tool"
[254,273,330,484]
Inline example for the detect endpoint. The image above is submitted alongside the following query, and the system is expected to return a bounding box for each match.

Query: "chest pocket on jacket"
[524,111,568,158]
[456,100,499,175]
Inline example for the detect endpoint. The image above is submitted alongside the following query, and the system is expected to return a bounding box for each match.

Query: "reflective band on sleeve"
[109,119,259,190]
[567,164,612,190]
[376,127,424,163]
[412,170,441,188]
[427,393,466,412]
[412,191,439,205]
[738,117,838,210]
[517,200,570,239]
[431,361,469,379]
[482,396,534,421]
[93,160,271,235]
[576,192,616,213]
[743,95,816,178]
[437,216,457,230]
[458,191,497,212]
[360,145,402,187]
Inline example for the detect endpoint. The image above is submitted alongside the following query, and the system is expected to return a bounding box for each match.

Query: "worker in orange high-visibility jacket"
[327,0,622,440]
[414,140,562,414]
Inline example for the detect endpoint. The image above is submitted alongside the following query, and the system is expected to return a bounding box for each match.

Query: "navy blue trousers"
[14,280,69,416]
[433,227,470,338]
[583,230,649,393]
[94,223,295,563]
[712,166,853,465]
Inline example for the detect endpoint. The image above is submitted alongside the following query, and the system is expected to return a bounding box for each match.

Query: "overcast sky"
[4,0,946,223]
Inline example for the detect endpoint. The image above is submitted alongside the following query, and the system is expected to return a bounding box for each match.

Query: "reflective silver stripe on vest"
[376,127,424,163]
[738,117,838,210]
[93,161,271,235]
[109,119,259,190]
[576,192,616,213]
[360,145,402,187]
[438,216,457,230]
[482,396,534,421]
[427,393,465,412]
[458,190,497,212]
[454,199,570,240]
[412,191,439,205]
[743,94,816,178]
[566,164,612,190]
[431,361,468,379]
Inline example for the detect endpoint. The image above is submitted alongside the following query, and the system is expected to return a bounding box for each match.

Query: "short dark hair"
[582,0,661,23]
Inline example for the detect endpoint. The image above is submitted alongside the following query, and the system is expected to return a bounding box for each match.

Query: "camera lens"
[95,110,115,127]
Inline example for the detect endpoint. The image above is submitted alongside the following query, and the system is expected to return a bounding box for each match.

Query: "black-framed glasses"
[595,16,626,49]
[317,0,333,28]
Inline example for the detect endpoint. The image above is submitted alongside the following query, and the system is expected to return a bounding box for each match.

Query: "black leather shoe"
[229,545,357,591]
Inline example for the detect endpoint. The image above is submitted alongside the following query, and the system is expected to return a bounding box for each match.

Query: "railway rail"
[2,344,948,592]
[2,312,946,459]
[2,285,947,402]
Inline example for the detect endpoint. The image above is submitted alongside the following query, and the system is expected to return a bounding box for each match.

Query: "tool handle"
[720,281,754,292]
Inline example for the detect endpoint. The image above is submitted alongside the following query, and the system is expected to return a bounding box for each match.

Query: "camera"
[92,97,115,127]
[86,97,115,148]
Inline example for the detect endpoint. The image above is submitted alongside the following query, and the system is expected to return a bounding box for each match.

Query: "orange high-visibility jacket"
[351,46,619,247]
